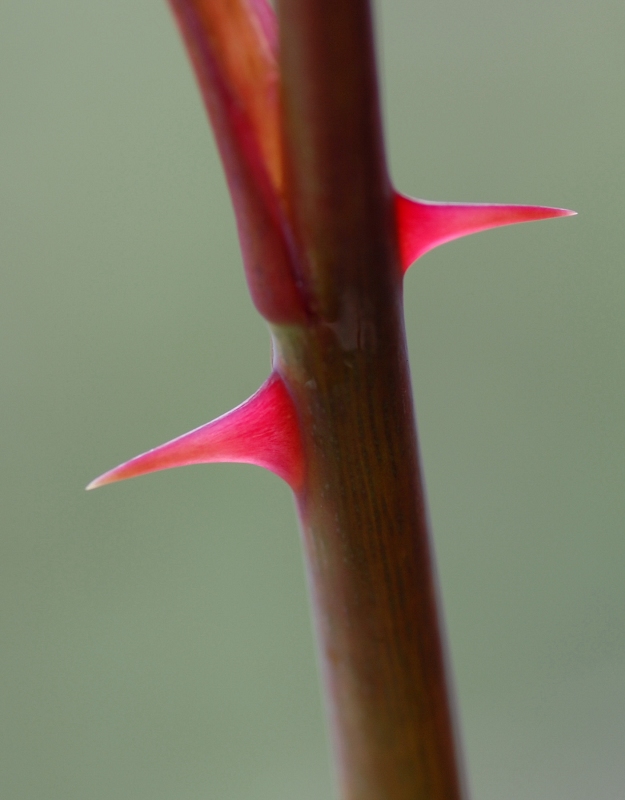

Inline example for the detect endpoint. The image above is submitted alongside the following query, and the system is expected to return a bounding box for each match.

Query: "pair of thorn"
[87,194,575,493]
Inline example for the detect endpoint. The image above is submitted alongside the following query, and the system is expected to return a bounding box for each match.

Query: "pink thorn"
[86,373,304,492]
[395,192,576,273]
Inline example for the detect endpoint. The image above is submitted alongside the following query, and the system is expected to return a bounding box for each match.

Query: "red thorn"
[86,373,304,492]
[395,192,576,273]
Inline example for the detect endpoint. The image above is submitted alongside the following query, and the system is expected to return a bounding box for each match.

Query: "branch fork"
[89,1,575,797]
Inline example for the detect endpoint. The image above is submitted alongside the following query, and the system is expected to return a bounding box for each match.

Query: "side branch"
[168,0,306,323]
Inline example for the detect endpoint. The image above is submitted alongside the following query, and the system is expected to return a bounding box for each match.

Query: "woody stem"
[272,0,468,798]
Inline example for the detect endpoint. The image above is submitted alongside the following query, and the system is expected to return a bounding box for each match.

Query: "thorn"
[395,192,576,273]
[86,373,304,492]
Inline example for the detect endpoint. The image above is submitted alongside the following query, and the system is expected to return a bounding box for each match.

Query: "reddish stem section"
[277,0,391,320]
[167,0,306,323]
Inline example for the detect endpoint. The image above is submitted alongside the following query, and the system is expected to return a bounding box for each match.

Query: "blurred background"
[1,0,624,797]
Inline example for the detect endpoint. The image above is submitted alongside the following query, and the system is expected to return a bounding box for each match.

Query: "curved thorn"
[395,191,577,273]
[86,372,304,492]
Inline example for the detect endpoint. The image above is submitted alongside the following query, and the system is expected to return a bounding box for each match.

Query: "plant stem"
[273,1,467,797]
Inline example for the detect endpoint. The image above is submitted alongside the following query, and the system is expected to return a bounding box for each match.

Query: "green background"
[1,1,624,797]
